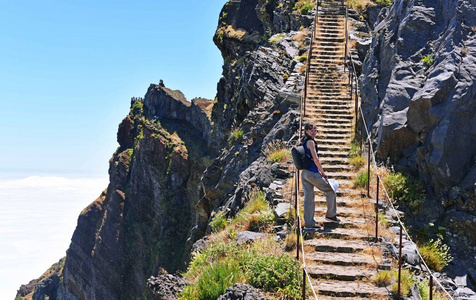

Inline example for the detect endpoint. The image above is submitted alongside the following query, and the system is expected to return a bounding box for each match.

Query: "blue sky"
[0,0,225,177]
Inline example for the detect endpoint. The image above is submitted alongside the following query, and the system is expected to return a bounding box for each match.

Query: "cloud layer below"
[0,175,108,299]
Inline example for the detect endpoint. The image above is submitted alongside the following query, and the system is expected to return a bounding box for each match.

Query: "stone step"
[304,238,370,253]
[308,104,353,111]
[316,37,345,42]
[311,280,389,298]
[313,118,353,124]
[315,138,350,144]
[315,216,366,228]
[312,45,345,50]
[307,92,348,97]
[308,81,347,86]
[310,58,344,64]
[319,150,350,157]
[307,96,350,101]
[309,113,353,119]
[317,145,353,153]
[312,227,371,240]
[309,108,352,115]
[322,165,352,174]
[305,251,375,266]
[321,171,354,180]
[314,206,364,218]
[307,264,374,281]
[315,196,360,207]
[320,154,350,160]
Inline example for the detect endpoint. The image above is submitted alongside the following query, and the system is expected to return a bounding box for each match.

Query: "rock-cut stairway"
[301,1,390,299]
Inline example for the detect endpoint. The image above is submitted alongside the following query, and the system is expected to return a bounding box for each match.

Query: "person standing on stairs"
[301,123,339,230]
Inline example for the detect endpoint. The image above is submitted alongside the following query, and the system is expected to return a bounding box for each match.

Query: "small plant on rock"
[418,279,448,300]
[374,270,392,287]
[418,238,453,271]
[373,0,391,6]
[209,211,227,233]
[349,156,366,169]
[421,54,434,66]
[354,169,372,188]
[263,140,291,163]
[245,253,303,298]
[391,269,416,297]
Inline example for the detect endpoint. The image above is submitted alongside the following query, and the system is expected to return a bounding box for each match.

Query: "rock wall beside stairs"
[360,0,476,286]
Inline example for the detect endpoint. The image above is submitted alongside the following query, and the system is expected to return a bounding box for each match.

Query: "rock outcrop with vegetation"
[359,0,476,287]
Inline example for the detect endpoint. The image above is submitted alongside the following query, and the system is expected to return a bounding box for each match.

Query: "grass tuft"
[418,239,453,271]
[263,140,291,163]
[374,270,392,287]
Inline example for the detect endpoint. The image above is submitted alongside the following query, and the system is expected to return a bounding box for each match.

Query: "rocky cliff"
[17,0,313,299]
[359,0,476,285]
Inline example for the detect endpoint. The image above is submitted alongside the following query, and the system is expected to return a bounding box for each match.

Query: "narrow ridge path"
[301,1,391,299]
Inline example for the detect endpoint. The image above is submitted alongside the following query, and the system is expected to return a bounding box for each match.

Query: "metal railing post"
[376,176,379,241]
[302,268,306,299]
[296,218,300,260]
[398,223,403,299]
[430,274,434,300]
[360,118,363,153]
[367,139,371,198]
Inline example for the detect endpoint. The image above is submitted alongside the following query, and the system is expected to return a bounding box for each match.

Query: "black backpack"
[291,139,312,170]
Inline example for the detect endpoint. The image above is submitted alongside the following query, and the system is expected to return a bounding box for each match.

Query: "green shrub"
[183,259,242,300]
[300,4,313,14]
[295,55,308,62]
[247,208,275,232]
[269,33,285,44]
[374,270,392,287]
[354,169,372,188]
[421,54,434,66]
[185,242,239,280]
[263,140,291,163]
[349,143,361,157]
[294,0,316,15]
[418,279,447,300]
[243,189,267,214]
[228,129,244,145]
[391,269,416,297]
[384,171,425,211]
[209,211,227,233]
[373,0,391,5]
[131,101,143,114]
[349,156,366,169]
[245,253,302,297]
[418,239,453,271]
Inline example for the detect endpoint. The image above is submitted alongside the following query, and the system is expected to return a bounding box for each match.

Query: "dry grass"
[348,0,374,13]
[293,28,310,49]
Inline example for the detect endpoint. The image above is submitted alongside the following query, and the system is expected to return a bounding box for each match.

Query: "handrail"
[294,1,322,299]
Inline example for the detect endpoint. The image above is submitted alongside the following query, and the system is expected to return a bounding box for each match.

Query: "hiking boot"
[304,225,321,231]
[325,216,340,223]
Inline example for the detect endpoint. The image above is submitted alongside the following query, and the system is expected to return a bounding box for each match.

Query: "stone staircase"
[301,1,391,299]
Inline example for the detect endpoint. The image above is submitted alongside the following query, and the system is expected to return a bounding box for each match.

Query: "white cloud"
[0,175,109,299]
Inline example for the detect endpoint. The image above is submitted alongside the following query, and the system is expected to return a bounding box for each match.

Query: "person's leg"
[304,172,337,218]
[301,170,316,227]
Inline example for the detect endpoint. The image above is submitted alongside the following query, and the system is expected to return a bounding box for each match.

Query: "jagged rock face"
[361,0,476,193]
[56,93,212,299]
[360,0,476,285]
[196,30,307,238]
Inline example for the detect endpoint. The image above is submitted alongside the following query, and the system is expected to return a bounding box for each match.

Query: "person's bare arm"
[307,139,327,179]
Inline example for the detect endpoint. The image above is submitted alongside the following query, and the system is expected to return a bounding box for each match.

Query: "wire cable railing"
[347,36,455,300]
